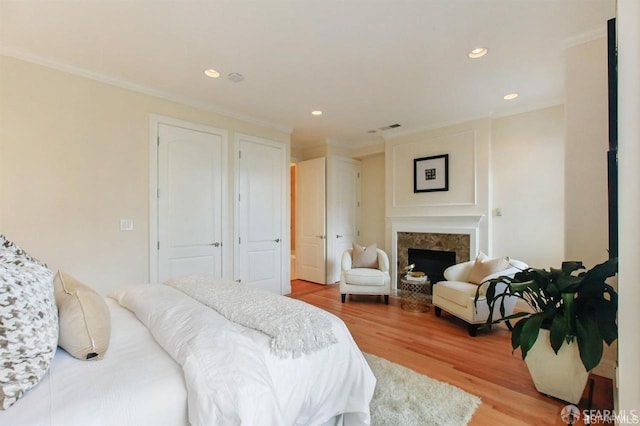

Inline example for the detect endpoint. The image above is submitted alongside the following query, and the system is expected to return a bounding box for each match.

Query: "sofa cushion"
[352,243,378,269]
[468,252,510,285]
[0,247,58,410]
[54,271,111,361]
[344,268,386,286]
[433,280,484,308]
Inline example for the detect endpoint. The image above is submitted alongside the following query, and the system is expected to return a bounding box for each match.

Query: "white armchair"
[340,248,391,304]
[432,258,527,336]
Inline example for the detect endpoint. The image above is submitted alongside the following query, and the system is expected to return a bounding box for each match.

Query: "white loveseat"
[432,258,527,336]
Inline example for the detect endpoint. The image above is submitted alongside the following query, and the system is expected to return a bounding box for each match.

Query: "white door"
[157,123,224,282]
[236,136,286,294]
[327,156,361,283]
[296,157,327,284]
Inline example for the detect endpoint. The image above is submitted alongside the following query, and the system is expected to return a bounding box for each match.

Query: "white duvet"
[0,284,375,426]
[0,298,189,426]
[111,284,376,426]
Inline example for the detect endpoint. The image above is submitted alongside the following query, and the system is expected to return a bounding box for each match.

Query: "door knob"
[336,234,343,238]
[274,238,281,243]
[210,242,221,247]
[316,235,326,239]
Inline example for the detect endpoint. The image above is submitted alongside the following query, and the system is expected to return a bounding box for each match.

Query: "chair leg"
[434,306,442,317]
[384,295,389,304]
[468,323,478,337]
[341,294,346,303]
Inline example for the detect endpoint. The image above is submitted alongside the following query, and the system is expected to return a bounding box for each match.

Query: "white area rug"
[365,353,481,426]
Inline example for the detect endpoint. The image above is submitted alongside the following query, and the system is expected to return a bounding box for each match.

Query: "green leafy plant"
[475,258,618,371]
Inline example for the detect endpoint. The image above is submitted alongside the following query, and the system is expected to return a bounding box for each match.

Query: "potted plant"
[475,258,618,403]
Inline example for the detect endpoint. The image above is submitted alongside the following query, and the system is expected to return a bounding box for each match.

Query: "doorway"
[293,156,361,285]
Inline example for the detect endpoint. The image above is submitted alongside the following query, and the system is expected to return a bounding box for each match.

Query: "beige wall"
[359,153,386,251]
[491,105,565,267]
[0,55,290,295]
[564,37,610,268]
[617,0,640,412]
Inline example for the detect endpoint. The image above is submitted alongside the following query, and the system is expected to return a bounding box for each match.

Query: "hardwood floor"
[289,280,614,426]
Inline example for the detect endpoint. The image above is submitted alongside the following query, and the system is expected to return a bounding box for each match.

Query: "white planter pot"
[524,329,589,404]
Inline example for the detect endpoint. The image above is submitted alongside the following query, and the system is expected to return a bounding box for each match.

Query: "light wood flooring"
[289,280,614,426]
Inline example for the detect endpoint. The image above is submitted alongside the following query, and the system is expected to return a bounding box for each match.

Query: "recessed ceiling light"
[311,110,323,116]
[468,47,488,59]
[204,69,220,78]
[503,92,519,100]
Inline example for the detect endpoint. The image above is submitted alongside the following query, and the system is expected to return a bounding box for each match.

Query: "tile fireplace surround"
[389,216,483,291]
[397,232,470,269]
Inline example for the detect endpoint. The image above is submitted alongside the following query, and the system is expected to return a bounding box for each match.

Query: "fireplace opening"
[407,248,457,284]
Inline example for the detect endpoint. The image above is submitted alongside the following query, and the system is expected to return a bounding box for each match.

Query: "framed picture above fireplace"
[413,154,449,193]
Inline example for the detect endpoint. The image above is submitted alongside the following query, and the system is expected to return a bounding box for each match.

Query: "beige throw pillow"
[54,271,111,360]
[352,243,379,269]
[468,252,510,285]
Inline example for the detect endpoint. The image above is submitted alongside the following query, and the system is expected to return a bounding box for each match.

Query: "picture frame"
[413,154,449,193]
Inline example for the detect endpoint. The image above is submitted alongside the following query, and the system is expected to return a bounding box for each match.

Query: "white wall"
[384,119,492,254]
[491,105,565,267]
[562,34,617,379]
[564,37,610,268]
[0,55,290,295]
[617,0,640,413]
[359,153,386,250]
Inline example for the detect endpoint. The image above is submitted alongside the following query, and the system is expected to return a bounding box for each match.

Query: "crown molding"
[489,97,564,119]
[560,24,608,50]
[0,46,293,135]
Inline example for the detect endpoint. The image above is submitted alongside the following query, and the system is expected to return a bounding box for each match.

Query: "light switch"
[494,208,503,217]
[120,219,134,231]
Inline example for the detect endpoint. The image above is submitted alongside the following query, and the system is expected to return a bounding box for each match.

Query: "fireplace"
[390,215,483,291]
[408,248,457,284]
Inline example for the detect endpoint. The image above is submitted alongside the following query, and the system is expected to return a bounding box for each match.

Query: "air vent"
[379,123,401,131]
[228,72,245,83]
[367,123,401,134]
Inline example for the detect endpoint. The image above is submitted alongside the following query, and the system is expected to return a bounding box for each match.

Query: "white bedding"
[112,284,375,426]
[0,284,375,426]
[0,298,189,426]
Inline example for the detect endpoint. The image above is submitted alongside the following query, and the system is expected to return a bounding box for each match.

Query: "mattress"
[0,298,189,426]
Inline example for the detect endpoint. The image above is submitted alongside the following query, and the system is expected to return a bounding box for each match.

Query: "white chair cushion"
[344,268,386,286]
[433,280,484,308]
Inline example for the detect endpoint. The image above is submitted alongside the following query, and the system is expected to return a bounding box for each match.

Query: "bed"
[0,236,376,426]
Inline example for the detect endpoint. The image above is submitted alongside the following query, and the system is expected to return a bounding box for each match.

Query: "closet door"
[156,123,226,283]
[235,135,286,294]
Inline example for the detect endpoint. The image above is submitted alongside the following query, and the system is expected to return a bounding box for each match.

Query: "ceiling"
[0,0,616,148]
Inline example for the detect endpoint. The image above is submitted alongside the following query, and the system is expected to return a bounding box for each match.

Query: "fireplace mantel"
[388,215,483,291]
